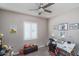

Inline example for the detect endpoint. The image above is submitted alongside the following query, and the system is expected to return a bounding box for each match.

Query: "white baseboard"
[38,45,45,48]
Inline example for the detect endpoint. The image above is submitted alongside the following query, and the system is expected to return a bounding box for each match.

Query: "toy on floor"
[19,43,38,55]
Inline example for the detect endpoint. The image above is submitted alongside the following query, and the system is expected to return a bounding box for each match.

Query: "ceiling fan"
[29,3,55,15]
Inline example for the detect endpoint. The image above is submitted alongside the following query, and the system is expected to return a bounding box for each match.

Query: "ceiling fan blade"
[39,3,43,6]
[38,12,42,15]
[29,9,39,11]
[38,3,44,9]
[44,9,52,13]
[42,3,55,8]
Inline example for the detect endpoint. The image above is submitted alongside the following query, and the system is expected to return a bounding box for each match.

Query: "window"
[24,22,37,40]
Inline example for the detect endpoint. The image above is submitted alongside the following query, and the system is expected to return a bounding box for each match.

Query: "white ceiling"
[0,3,79,19]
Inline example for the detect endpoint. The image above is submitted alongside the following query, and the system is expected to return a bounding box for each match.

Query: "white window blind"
[24,22,37,40]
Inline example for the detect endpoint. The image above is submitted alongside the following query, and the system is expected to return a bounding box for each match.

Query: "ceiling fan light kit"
[29,3,55,15]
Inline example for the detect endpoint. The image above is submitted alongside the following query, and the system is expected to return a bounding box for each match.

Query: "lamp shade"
[0,33,4,38]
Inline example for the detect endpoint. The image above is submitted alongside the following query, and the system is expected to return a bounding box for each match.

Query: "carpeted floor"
[26,47,50,56]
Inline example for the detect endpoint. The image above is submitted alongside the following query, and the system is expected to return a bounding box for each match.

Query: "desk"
[57,42,76,55]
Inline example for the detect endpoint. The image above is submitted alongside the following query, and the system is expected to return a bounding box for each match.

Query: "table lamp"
[0,33,4,38]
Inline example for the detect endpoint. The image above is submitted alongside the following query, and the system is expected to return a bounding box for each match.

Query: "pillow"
[24,44,30,48]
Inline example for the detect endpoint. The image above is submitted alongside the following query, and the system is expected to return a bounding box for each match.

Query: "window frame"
[24,22,38,40]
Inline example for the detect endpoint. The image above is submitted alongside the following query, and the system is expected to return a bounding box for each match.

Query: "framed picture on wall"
[53,25,58,30]
[9,24,17,33]
[69,23,79,30]
[59,31,65,38]
[58,23,68,31]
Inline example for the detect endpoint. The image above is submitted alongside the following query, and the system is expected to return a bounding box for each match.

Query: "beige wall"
[0,10,48,52]
[48,7,79,51]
